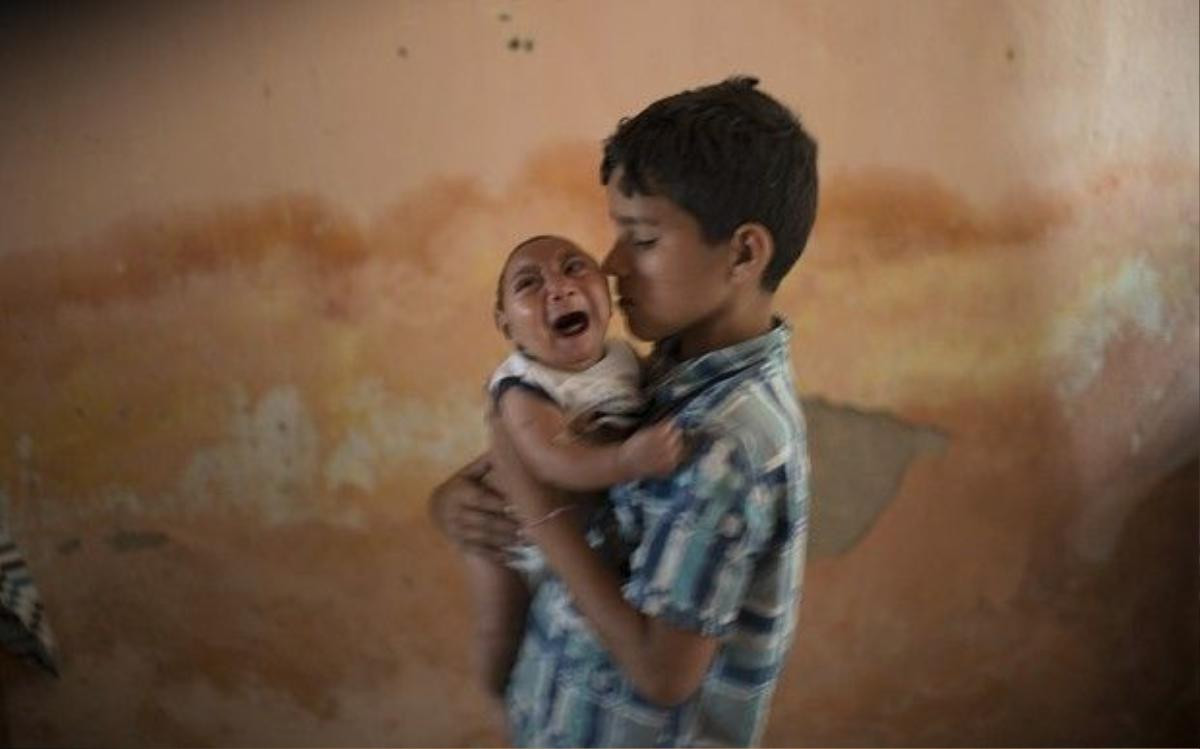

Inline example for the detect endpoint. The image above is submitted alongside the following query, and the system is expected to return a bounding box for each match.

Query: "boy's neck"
[675,294,775,361]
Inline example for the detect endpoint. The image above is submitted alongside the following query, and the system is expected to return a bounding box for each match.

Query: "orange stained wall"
[0,1,1196,745]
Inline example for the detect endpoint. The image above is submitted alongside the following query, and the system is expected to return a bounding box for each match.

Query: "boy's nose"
[600,244,625,276]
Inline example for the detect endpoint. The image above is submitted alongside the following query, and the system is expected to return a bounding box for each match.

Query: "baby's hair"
[495,234,558,312]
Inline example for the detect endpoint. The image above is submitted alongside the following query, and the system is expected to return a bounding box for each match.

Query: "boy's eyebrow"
[609,213,659,226]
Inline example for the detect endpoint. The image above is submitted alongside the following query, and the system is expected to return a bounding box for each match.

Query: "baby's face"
[496,237,612,372]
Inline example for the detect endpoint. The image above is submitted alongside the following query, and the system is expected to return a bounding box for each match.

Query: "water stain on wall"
[105,529,169,553]
[0,144,1195,745]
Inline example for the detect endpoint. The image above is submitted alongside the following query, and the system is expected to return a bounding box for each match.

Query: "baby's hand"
[618,420,686,480]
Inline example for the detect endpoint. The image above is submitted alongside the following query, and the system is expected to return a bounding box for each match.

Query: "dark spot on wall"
[57,538,81,556]
[498,11,511,22]
[1005,45,1016,61]
[74,407,85,419]
[507,36,520,51]
[523,38,534,52]
[396,45,407,58]
[802,396,949,556]
[107,529,170,553]
[261,83,272,100]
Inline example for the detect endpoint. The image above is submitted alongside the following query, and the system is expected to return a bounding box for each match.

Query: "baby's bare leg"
[464,551,530,704]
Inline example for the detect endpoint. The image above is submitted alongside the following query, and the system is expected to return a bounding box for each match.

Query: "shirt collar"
[646,317,792,413]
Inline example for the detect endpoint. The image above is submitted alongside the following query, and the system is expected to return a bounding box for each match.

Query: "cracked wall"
[0,1,1196,746]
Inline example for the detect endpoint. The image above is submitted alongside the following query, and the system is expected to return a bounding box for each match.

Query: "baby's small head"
[494,235,612,372]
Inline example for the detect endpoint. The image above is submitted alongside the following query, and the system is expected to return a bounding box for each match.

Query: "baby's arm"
[497,388,683,491]
[464,551,530,701]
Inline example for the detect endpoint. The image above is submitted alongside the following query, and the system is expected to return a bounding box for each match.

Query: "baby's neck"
[522,344,607,373]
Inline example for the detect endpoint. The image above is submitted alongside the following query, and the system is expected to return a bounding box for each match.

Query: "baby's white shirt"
[487,339,644,431]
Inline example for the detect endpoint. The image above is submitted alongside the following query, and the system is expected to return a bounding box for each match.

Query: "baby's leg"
[463,551,530,704]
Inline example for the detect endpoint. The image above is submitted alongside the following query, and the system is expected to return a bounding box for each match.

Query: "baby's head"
[494,235,612,372]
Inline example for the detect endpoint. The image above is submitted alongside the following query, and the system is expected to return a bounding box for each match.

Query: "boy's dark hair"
[600,76,818,291]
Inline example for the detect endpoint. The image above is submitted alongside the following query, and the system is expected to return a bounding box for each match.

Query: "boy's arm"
[490,417,720,706]
[526,511,718,706]
[429,452,520,562]
[497,388,681,491]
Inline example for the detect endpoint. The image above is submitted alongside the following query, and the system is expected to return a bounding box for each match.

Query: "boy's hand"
[618,420,686,480]
[429,452,520,564]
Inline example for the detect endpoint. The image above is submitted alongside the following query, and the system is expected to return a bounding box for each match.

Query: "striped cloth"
[0,532,59,675]
[505,319,809,746]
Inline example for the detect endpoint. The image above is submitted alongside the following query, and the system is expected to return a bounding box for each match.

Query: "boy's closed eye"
[619,232,658,249]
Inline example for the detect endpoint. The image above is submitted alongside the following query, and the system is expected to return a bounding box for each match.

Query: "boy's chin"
[623,315,669,343]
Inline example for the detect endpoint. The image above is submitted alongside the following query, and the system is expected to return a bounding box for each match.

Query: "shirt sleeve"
[621,434,772,637]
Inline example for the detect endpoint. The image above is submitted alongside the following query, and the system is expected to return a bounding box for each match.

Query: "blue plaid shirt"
[505,320,810,747]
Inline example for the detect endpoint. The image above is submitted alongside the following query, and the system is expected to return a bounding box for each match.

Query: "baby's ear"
[494,307,511,339]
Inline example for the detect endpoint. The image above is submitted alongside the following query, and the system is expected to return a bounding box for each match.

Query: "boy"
[432,76,818,746]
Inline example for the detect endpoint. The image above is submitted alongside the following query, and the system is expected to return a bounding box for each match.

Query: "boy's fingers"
[460,452,492,481]
[458,506,519,549]
[463,490,509,517]
[463,539,512,565]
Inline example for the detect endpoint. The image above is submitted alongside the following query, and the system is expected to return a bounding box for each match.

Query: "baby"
[467,234,684,698]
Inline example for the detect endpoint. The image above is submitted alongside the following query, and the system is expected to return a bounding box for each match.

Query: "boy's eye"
[563,258,589,275]
[632,237,658,249]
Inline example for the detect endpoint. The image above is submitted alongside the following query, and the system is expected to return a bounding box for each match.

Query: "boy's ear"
[494,307,512,339]
[728,223,774,287]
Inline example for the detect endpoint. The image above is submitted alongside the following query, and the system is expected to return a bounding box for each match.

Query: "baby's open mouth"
[551,310,590,337]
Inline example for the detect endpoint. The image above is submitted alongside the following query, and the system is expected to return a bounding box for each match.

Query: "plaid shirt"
[506,320,810,747]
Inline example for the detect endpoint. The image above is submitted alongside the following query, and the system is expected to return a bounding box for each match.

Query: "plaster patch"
[322,379,484,493]
[803,397,949,557]
[177,385,320,524]
[1054,256,1169,400]
[324,429,378,493]
[100,485,144,514]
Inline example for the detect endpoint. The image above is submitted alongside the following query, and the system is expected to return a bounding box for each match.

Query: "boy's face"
[496,236,612,372]
[602,168,734,343]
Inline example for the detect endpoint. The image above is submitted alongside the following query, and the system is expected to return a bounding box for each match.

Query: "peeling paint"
[803,397,949,557]
[0,21,1192,743]
[323,379,485,494]
[1054,255,1171,400]
[176,386,320,525]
